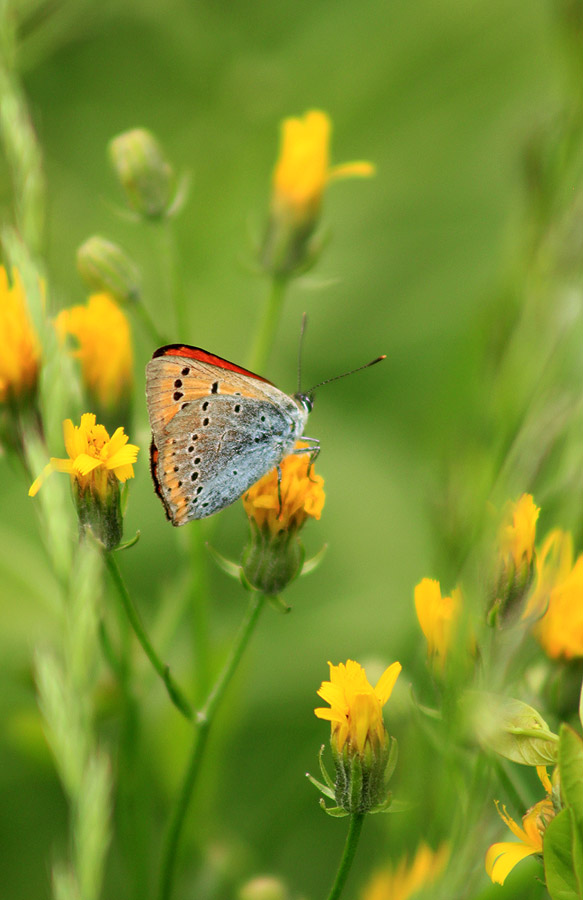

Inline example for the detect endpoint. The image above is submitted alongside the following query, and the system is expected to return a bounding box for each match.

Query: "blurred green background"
[0,0,571,898]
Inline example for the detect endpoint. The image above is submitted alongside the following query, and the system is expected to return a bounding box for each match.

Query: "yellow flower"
[29,413,139,499]
[55,293,133,411]
[242,443,324,536]
[414,578,462,664]
[523,529,573,621]
[485,766,555,885]
[0,265,41,404]
[534,547,583,660]
[490,494,540,625]
[485,797,554,885]
[499,494,539,569]
[272,109,375,226]
[314,659,401,755]
[360,843,449,900]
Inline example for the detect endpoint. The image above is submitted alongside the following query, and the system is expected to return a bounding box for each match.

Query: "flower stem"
[157,591,266,900]
[133,298,168,347]
[105,552,193,721]
[325,813,366,900]
[188,522,211,703]
[247,276,288,373]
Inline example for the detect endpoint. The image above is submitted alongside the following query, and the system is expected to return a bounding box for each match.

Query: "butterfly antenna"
[297,312,308,394]
[304,355,386,395]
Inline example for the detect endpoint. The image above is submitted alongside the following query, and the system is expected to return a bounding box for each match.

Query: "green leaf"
[465,692,559,765]
[544,809,581,900]
[561,726,583,830]
[560,725,583,891]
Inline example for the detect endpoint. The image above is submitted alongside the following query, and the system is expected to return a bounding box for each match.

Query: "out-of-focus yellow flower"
[29,413,138,499]
[29,413,139,550]
[242,443,324,536]
[55,293,133,411]
[262,110,374,276]
[500,494,539,569]
[272,110,374,226]
[414,578,463,665]
[360,843,449,900]
[490,494,540,625]
[485,767,555,885]
[0,265,40,404]
[523,529,573,620]
[533,545,583,660]
[315,659,401,755]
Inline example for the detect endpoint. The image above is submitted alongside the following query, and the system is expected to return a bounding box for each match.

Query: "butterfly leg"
[292,438,320,482]
[276,464,283,518]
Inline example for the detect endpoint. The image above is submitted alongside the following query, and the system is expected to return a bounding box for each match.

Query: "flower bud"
[77,236,140,303]
[108,128,174,219]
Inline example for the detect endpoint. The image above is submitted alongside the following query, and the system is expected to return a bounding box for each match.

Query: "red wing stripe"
[152,344,273,384]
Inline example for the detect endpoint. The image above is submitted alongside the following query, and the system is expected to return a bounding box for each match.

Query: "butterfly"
[146,344,319,525]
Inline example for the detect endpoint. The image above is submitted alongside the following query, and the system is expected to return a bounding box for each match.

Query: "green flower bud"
[108,128,174,219]
[77,236,141,303]
[241,519,304,596]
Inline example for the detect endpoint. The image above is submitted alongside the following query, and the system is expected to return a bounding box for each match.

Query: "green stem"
[160,218,187,339]
[189,522,211,704]
[325,813,366,900]
[157,591,266,900]
[133,298,168,347]
[105,552,193,721]
[247,276,288,373]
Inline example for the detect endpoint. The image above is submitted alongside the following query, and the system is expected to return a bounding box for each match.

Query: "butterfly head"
[293,391,315,419]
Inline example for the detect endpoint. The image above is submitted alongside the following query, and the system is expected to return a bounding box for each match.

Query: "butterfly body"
[146,344,312,525]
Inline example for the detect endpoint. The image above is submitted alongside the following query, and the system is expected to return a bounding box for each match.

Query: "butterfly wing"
[146,348,307,525]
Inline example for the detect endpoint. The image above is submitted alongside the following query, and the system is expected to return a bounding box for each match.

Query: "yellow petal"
[485,841,538,885]
[106,442,139,472]
[28,462,54,497]
[73,453,103,476]
[328,160,376,181]
[537,766,552,794]
[314,707,345,724]
[375,661,402,705]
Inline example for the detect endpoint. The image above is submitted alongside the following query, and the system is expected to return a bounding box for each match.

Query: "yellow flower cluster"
[242,443,325,535]
[314,659,401,755]
[0,266,40,404]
